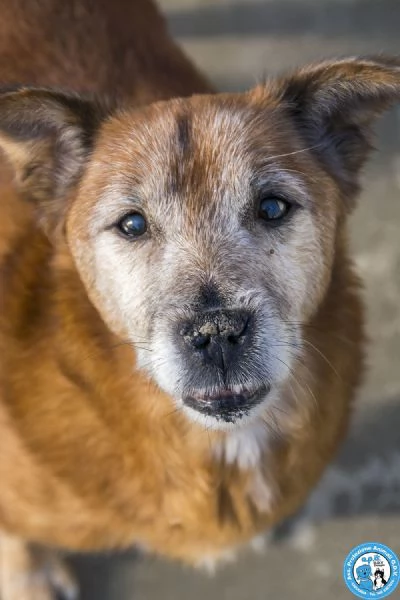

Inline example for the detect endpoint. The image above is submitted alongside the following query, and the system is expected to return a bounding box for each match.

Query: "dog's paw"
[248,532,272,555]
[194,547,238,575]
[0,534,78,600]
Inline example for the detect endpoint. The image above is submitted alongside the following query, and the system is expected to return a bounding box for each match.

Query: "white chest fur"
[213,421,270,470]
[212,421,276,515]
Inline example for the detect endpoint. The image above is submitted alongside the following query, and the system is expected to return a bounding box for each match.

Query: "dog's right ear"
[0,87,111,237]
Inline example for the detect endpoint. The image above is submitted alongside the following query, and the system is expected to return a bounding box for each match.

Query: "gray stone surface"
[72,1,400,597]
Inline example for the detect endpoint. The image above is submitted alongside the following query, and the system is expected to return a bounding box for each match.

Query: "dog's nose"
[180,309,251,372]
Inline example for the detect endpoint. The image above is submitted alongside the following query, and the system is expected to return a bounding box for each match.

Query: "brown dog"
[0,0,399,597]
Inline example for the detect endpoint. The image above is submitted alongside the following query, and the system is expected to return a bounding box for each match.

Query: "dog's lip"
[188,386,265,402]
[182,384,269,421]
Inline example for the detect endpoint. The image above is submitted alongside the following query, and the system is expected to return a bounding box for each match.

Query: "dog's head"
[1,58,399,430]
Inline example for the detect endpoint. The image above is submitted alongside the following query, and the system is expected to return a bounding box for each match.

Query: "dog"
[0,0,399,597]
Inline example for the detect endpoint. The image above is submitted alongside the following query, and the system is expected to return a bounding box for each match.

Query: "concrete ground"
[72,0,400,598]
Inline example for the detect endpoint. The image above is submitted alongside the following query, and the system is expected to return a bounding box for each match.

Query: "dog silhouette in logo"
[374,569,387,590]
[356,564,373,591]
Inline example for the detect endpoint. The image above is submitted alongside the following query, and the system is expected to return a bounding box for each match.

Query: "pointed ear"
[275,57,400,203]
[0,87,110,236]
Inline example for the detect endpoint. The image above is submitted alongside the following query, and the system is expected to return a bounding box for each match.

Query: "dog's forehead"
[164,103,257,213]
[102,96,287,202]
[84,93,320,234]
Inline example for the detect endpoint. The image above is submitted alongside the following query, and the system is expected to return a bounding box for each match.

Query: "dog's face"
[0,58,399,430]
[67,94,337,429]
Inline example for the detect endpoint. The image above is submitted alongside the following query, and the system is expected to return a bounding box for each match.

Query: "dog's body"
[0,0,399,598]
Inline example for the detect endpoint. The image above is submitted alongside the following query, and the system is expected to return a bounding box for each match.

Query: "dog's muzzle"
[177,308,269,421]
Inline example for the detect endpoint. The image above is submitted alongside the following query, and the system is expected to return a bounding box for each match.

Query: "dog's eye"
[259,197,290,222]
[116,212,147,238]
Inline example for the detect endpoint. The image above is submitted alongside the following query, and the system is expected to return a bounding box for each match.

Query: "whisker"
[264,142,324,162]
[268,351,317,414]
[301,339,341,380]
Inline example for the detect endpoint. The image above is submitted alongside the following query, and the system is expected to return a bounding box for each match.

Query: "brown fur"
[0,0,399,596]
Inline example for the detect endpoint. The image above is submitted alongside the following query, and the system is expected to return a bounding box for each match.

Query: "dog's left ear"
[0,87,110,237]
[275,57,400,203]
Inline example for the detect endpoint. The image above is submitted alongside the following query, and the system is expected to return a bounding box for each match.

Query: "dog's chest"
[213,422,270,470]
[211,422,275,514]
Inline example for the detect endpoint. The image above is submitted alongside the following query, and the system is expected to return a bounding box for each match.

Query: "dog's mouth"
[182,384,269,423]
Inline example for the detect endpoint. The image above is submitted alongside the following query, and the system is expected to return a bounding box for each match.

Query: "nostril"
[227,315,250,344]
[191,333,211,349]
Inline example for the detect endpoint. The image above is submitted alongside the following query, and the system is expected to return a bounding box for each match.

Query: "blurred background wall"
[73,1,400,598]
